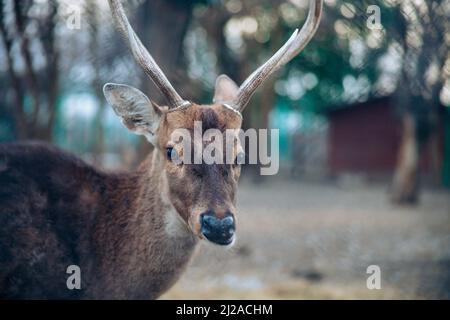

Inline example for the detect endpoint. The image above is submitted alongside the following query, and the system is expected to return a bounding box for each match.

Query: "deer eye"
[235,151,246,166]
[166,147,181,164]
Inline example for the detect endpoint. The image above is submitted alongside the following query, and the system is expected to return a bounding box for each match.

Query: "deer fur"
[0,80,243,299]
[0,140,195,299]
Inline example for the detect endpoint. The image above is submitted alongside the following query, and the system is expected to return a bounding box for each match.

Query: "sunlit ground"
[162,178,450,299]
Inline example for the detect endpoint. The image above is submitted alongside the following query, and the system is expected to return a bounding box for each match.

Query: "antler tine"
[275,0,323,69]
[108,0,189,109]
[232,0,323,111]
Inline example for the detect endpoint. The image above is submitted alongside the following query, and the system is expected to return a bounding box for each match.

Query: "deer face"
[104,76,243,246]
[104,0,322,244]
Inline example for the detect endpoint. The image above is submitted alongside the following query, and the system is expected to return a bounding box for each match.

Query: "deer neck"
[137,151,196,243]
[95,151,197,298]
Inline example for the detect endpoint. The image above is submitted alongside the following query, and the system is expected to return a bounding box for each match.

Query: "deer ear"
[213,74,239,103]
[103,83,162,145]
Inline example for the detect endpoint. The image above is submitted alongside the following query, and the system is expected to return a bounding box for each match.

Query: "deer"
[0,0,322,299]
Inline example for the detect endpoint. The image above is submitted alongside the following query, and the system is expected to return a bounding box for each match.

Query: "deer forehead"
[161,104,242,138]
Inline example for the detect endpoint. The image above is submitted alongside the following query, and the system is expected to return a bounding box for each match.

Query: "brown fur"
[0,104,242,299]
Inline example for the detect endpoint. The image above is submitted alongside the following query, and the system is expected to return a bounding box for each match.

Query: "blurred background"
[0,0,449,299]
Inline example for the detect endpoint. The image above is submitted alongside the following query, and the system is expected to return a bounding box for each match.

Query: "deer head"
[103,0,323,246]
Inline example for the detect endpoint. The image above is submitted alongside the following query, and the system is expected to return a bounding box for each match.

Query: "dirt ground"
[161,178,450,299]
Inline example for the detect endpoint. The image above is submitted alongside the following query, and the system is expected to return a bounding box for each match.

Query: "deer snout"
[200,210,235,246]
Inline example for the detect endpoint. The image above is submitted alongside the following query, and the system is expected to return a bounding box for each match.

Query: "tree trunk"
[87,0,105,166]
[443,110,450,188]
[41,0,59,142]
[391,113,420,204]
[137,0,195,101]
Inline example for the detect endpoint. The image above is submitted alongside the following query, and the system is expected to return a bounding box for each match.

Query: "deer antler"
[108,0,190,109]
[231,0,323,111]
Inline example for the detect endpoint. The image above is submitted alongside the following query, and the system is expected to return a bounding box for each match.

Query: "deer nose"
[200,210,235,246]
